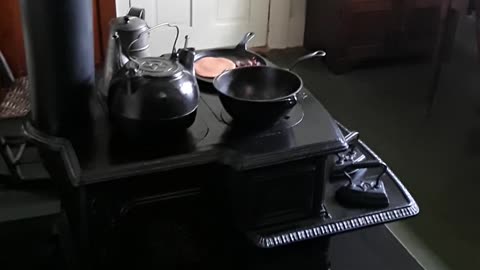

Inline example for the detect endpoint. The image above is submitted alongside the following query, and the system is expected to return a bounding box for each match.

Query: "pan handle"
[289,50,326,71]
[235,32,256,51]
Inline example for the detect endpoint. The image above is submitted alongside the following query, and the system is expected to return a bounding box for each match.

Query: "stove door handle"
[344,131,360,145]
[343,160,385,171]
[336,160,385,174]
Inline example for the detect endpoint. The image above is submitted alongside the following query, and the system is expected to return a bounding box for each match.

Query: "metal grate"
[0,77,30,119]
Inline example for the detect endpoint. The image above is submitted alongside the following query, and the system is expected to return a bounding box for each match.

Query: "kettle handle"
[127,7,145,20]
[126,23,180,65]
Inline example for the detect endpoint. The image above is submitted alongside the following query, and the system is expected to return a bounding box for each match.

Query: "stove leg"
[313,158,331,218]
[62,186,92,270]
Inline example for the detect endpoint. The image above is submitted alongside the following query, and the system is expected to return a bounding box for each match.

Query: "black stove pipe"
[19,0,95,136]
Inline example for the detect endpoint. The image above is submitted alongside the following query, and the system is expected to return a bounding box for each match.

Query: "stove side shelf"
[23,119,221,186]
[246,123,420,248]
[23,121,83,185]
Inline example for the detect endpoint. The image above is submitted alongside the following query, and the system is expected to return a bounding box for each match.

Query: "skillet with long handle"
[194,32,268,84]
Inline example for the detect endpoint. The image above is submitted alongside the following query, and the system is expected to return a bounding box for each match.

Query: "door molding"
[96,0,117,55]
[267,0,307,49]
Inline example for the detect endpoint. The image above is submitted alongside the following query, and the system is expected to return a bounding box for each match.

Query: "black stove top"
[25,82,347,186]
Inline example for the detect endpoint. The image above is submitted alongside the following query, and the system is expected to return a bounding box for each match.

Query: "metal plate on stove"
[107,118,209,164]
[221,105,304,135]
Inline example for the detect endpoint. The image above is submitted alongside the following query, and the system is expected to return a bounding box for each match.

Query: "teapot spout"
[102,31,127,98]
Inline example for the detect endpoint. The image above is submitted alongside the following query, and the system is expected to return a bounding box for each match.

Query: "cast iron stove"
[23,60,418,270]
[16,0,419,267]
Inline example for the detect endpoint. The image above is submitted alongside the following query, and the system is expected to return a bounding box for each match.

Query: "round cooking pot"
[213,50,326,124]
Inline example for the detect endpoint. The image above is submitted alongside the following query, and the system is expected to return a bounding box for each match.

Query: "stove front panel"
[106,187,331,270]
[222,157,329,229]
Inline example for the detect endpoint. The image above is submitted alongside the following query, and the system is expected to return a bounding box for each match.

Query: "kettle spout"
[178,48,196,75]
[102,31,127,98]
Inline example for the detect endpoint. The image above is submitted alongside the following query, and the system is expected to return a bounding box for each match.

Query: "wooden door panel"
[413,0,442,8]
[349,0,393,12]
[406,7,440,37]
[404,0,442,39]
[344,1,395,48]
[348,11,393,45]
[96,0,117,61]
[93,0,102,65]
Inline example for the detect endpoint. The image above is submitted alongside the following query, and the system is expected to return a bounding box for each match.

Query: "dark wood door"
[0,0,116,77]
[343,0,396,59]
[402,0,444,54]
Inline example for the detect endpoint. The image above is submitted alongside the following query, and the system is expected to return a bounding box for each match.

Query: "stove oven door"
[224,158,329,229]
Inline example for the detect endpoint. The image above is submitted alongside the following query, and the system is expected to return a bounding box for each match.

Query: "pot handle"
[127,7,145,20]
[288,50,326,71]
[294,91,309,103]
[126,22,180,64]
[235,32,256,51]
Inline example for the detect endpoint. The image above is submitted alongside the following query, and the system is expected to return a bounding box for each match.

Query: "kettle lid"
[135,57,183,78]
[112,16,148,32]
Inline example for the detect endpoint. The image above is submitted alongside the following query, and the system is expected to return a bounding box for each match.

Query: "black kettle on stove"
[108,25,199,139]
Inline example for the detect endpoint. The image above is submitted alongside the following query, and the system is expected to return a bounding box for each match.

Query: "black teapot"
[108,27,199,139]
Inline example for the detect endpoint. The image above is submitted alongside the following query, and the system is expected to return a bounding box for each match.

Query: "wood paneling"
[0,0,116,78]
[305,0,451,73]
[96,0,117,59]
[93,1,102,65]
[0,0,26,77]
[476,0,480,61]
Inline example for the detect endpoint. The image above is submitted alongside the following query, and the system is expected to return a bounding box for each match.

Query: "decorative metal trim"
[252,203,419,248]
[249,123,420,248]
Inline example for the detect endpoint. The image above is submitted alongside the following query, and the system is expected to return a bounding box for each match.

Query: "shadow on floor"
[266,15,480,270]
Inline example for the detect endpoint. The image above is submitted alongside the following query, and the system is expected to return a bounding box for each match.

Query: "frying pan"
[213,50,326,124]
[194,32,268,84]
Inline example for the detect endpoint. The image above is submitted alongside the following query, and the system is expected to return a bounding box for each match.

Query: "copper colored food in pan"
[194,57,236,78]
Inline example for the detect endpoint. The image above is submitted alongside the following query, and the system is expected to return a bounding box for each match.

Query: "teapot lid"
[135,57,183,77]
[112,16,148,32]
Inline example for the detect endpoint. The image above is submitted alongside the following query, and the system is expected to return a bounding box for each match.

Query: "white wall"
[268,0,306,49]
[115,0,306,49]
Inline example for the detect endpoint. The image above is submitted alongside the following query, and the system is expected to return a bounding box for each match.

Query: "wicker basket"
[0,77,30,119]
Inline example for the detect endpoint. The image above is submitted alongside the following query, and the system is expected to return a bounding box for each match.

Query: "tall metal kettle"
[101,7,150,98]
